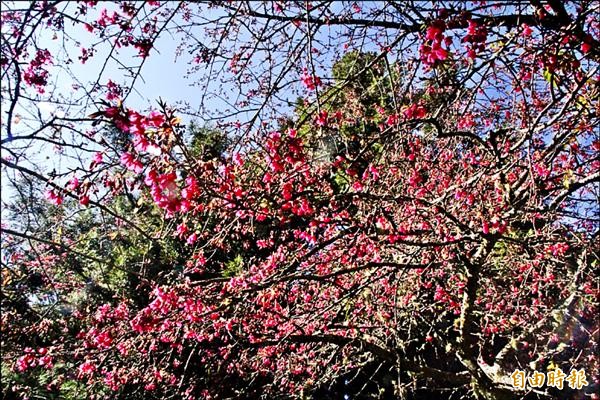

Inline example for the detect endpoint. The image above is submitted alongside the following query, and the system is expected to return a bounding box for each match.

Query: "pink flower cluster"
[315,110,328,126]
[77,361,97,379]
[104,106,167,176]
[105,79,123,101]
[300,68,322,91]
[120,152,144,173]
[23,49,52,93]
[45,189,63,206]
[420,20,449,67]
[133,38,153,58]
[462,20,488,60]
[403,103,427,120]
[16,348,53,372]
[66,176,90,206]
[145,170,181,213]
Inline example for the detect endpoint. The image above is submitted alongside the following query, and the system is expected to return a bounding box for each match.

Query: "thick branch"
[251,334,471,386]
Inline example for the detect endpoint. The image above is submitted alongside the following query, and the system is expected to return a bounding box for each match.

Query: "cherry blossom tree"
[1,1,599,399]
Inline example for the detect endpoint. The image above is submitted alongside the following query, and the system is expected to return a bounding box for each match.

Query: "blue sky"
[0,2,225,210]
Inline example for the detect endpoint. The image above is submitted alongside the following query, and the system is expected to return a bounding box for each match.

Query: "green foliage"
[187,121,229,160]
[1,362,89,400]
[332,51,386,90]
[223,254,243,278]
[293,51,403,167]
[332,169,350,193]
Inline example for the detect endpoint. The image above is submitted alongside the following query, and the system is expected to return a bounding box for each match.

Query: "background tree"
[1,1,599,399]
